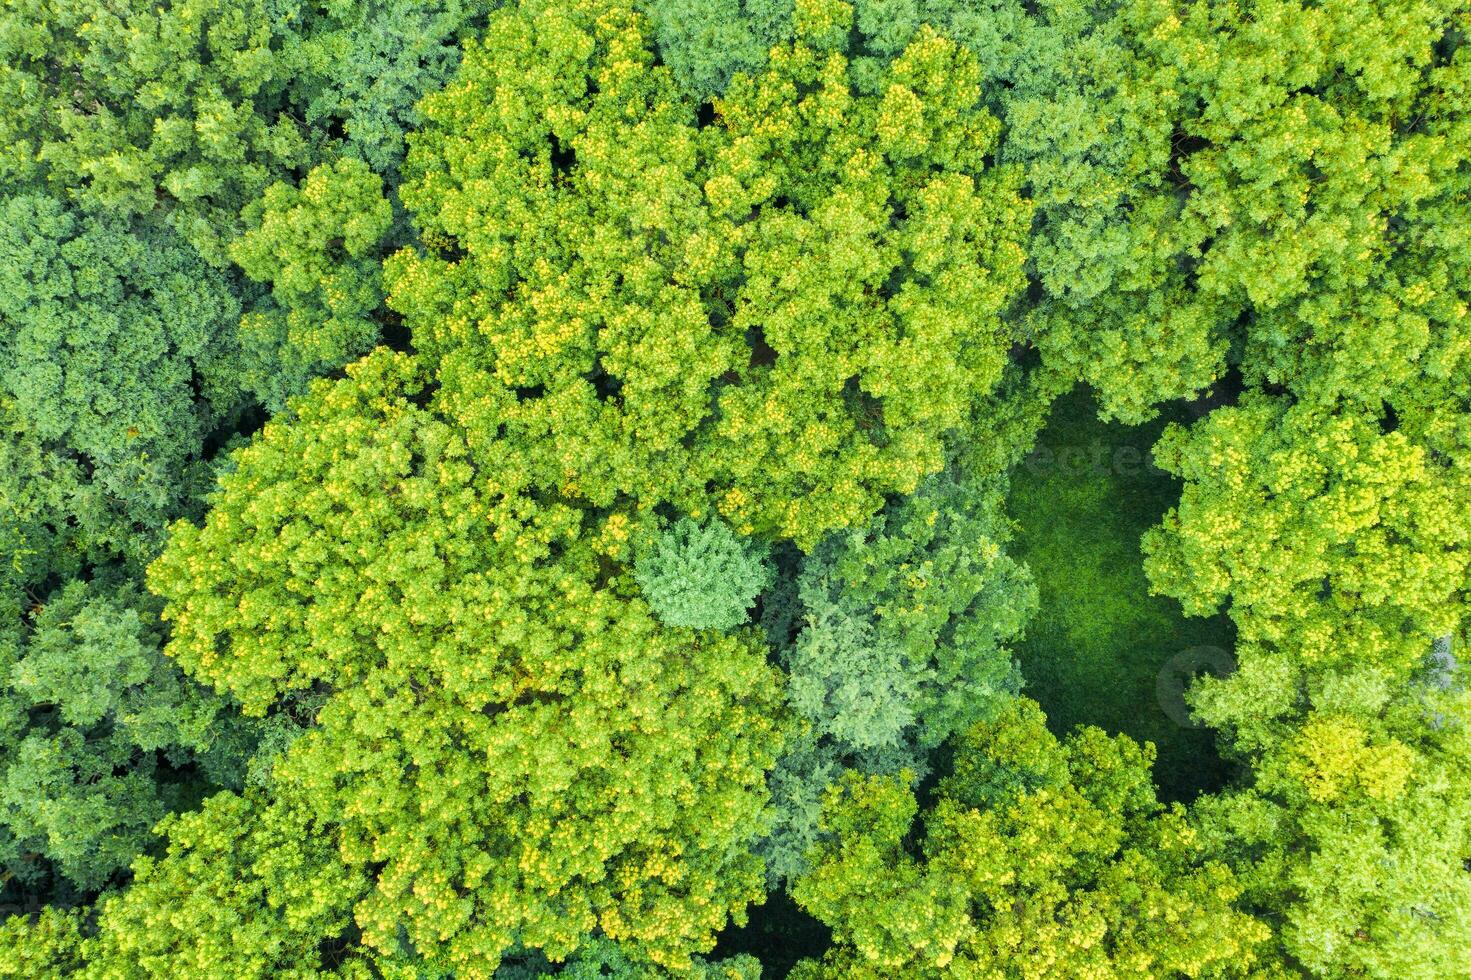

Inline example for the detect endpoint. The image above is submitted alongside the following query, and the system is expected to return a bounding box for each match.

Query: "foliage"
[632,0,1225,416]
[282,0,503,176]
[1143,390,1471,973]
[7,581,219,749]
[652,0,1471,424]
[2,0,306,265]
[0,577,244,895]
[788,468,1033,755]
[81,792,367,978]
[1145,393,1470,691]
[634,518,773,631]
[0,0,506,566]
[495,938,762,978]
[0,423,88,612]
[5,1,1471,976]
[232,158,394,410]
[0,186,261,907]
[1,0,497,909]
[0,194,243,572]
[956,357,1073,481]
[0,0,508,601]
[1022,0,1470,421]
[387,0,1031,545]
[0,907,85,978]
[637,0,793,101]
[1189,700,1471,979]
[145,350,786,972]
[760,466,1035,883]
[637,0,1029,100]
[789,699,1270,978]
[1,0,497,264]
[1133,0,1469,413]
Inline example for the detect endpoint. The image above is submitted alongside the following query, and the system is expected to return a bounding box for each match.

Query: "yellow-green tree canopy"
[789,699,1270,978]
[386,0,1031,545]
[1143,391,1471,974]
[1026,0,1471,422]
[0,0,502,264]
[0,0,512,911]
[145,350,785,973]
[231,158,394,411]
[1145,393,1470,677]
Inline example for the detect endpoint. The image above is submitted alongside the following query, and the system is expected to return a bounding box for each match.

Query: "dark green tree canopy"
[0,195,242,572]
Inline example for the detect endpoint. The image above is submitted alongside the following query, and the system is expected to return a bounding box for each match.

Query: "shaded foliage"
[1007,386,1234,801]
[0,0,507,914]
[1,577,250,897]
[0,196,242,576]
[232,158,394,411]
[1144,391,1471,974]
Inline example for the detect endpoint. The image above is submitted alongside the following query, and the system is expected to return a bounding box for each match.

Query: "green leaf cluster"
[0,577,244,894]
[789,698,1270,978]
[232,158,394,411]
[759,466,1035,883]
[1143,391,1471,974]
[1,0,498,263]
[142,350,786,973]
[386,0,1031,545]
[634,518,773,631]
[0,196,242,577]
[1,0,506,911]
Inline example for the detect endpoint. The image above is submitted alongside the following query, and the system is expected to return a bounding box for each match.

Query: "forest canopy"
[1,0,1468,977]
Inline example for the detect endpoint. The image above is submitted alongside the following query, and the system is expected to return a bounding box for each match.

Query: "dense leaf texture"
[232,158,394,410]
[0,578,244,893]
[386,0,1030,544]
[1030,0,1471,421]
[790,699,1268,977]
[634,518,773,631]
[646,0,1471,423]
[0,190,252,899]
[0,0,499,263]
[0,196,241,575]
[3,1,1471,976]
[0,0,509,907]
[146,351,785,973]
[757,467,1035,882]
[1144,393,1471,973]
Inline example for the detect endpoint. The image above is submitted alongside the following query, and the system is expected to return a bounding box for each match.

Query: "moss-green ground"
[1006,386,1233,801]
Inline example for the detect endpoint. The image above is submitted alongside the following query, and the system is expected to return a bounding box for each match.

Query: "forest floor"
[1006,385,1234,802]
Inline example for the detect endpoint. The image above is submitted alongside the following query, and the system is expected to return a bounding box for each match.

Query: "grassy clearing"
[1006,386,1233,801]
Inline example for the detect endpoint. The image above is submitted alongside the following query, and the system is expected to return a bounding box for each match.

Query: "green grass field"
[1006,386,1234,801]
